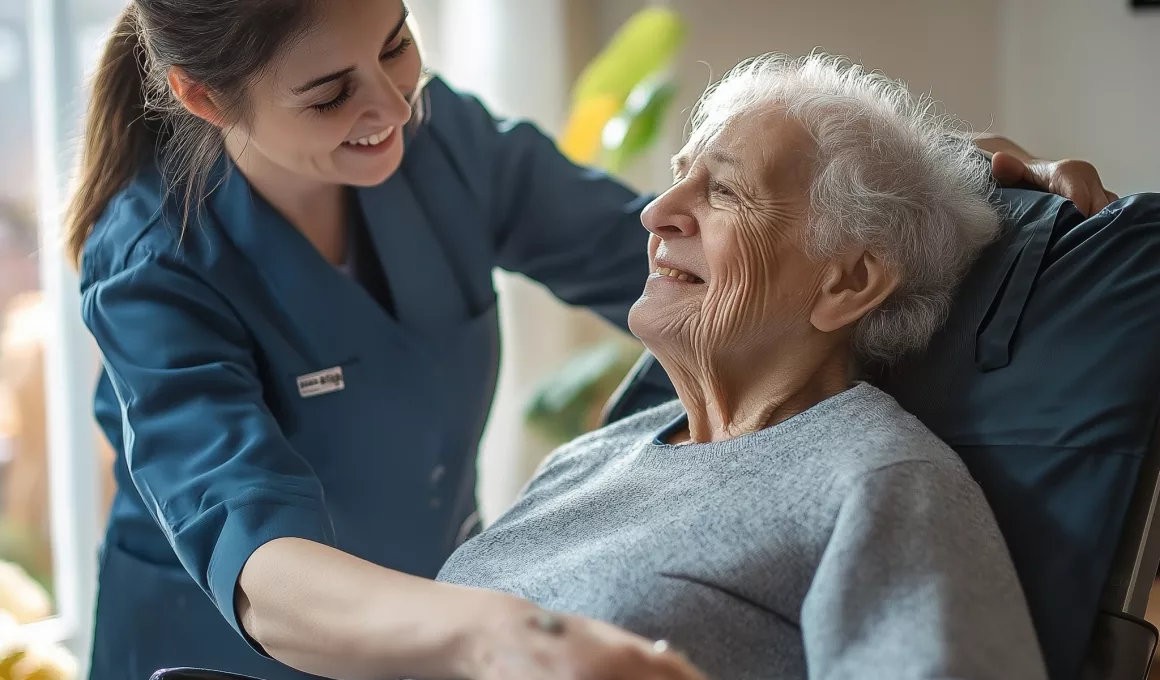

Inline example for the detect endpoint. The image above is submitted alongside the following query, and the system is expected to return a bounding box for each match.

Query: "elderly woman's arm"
[800,461,1048,680]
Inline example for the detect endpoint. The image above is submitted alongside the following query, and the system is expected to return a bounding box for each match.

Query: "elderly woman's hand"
[466,606,706,680]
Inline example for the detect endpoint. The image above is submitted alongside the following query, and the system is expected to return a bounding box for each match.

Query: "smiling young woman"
[67,1,706,679]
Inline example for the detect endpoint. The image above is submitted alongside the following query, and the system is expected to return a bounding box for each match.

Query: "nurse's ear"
[167,67,228,128]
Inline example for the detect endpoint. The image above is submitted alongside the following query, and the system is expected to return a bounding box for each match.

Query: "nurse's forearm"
[236,537,534,680]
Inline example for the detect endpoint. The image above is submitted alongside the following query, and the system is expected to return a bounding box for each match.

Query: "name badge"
[297,366,345,398]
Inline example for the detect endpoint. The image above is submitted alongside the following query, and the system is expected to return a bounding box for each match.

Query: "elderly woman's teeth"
[656,266,703,283]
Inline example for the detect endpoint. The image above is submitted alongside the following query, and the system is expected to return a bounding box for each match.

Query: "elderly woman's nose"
[642,192,697,238]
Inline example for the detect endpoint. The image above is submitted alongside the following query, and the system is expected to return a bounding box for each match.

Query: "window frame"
[25,0,105,671]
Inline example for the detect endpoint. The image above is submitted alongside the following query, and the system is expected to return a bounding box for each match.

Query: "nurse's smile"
[341,125,401,155]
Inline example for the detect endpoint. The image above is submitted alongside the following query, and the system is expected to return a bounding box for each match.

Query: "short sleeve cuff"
[206,500,335,653]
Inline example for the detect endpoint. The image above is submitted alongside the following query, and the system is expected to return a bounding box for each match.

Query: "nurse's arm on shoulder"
[84,250,702,680]
[441,85,651,331]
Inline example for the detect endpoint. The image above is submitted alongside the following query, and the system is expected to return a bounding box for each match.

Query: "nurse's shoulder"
[409,76,499,205]
[413,75,570,214]
[80,162,229,294]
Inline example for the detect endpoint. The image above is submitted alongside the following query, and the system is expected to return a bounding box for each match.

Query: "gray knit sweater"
[437,383,1047,679]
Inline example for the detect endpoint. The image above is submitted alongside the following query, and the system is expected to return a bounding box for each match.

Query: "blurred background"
[0,0,1156,678]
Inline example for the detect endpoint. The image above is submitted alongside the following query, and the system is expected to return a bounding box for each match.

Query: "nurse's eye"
[313,84,353,113]
[381,37,413,61]
[311,37,412,114]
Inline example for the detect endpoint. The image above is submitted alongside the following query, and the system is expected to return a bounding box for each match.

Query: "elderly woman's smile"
[650,262,704,284]
[636,108,816,321]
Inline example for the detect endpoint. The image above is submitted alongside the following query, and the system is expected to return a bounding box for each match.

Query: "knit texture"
[438,383,1047,679]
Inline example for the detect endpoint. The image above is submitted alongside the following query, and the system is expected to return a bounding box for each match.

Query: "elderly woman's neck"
[662,349,853,444]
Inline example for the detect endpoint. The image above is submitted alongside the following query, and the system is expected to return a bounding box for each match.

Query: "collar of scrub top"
[205,139,471,343]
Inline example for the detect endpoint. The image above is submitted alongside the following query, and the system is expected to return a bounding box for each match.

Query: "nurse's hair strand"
[65,0,321,268]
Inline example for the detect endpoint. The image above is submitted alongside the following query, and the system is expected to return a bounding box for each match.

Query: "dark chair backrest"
[1079,417,1160,680]
[603,190,1160,680]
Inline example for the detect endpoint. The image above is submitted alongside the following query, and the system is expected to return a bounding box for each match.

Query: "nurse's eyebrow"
[291,4,411,95]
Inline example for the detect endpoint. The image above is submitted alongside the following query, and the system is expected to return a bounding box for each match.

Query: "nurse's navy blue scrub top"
[81,77,650,680]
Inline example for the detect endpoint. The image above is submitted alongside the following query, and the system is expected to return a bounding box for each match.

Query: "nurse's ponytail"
[64,0,320,268]
[65,5,151,268]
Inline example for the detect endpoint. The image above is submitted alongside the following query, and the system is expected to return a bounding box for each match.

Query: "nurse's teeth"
[346,128,394,147]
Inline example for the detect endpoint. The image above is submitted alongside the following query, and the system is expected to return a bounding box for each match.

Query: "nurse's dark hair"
[64,0,319,268]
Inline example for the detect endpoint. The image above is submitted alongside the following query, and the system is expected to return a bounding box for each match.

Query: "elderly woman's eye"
[709,180,737,198]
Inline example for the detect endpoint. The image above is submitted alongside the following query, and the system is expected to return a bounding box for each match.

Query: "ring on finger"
[529,611,565,636]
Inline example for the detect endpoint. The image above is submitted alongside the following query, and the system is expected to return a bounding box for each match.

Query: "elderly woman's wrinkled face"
[628,109,824,366]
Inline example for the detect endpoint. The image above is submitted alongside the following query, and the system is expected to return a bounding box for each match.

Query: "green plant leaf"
[571,7,685,107]
[524,342,641,444]
[604,76,679,173]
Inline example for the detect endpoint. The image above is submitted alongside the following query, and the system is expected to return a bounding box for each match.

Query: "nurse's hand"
[976,134,1117,217]
[991,152,1117,217]
[464,606,706,680]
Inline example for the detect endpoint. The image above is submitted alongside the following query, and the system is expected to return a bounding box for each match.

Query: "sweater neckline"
[636,382,880,464]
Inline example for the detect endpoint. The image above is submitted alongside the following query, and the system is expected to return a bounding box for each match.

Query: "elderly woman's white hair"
[688,52,1000,362]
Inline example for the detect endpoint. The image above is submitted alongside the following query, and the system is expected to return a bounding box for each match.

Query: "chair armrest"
[151,668,264,680]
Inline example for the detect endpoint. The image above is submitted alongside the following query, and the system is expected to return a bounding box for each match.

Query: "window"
[0,2,57,626]
[0,0,123,673]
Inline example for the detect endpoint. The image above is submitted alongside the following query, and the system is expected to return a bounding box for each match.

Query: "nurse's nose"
[641,183,698,240]
[369,75,414,128]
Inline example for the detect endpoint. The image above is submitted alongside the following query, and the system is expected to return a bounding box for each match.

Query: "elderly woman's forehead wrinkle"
[757,114,818,193]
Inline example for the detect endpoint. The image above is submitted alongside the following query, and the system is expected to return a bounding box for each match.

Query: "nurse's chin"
[336,145,406,187]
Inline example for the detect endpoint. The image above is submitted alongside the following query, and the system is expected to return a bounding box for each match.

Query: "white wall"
[596,0,1004,193]
[999,0,1160,195]
[594,0,1158,196]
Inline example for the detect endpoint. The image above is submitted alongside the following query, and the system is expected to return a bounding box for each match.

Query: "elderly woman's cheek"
[698,281,742,347]
[733,217,789,325]
[699,234,754,345]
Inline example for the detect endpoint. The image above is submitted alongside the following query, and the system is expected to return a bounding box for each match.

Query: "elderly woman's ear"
[809,250,899,334]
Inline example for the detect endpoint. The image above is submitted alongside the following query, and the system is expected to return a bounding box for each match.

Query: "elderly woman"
[435,53,1047,680]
